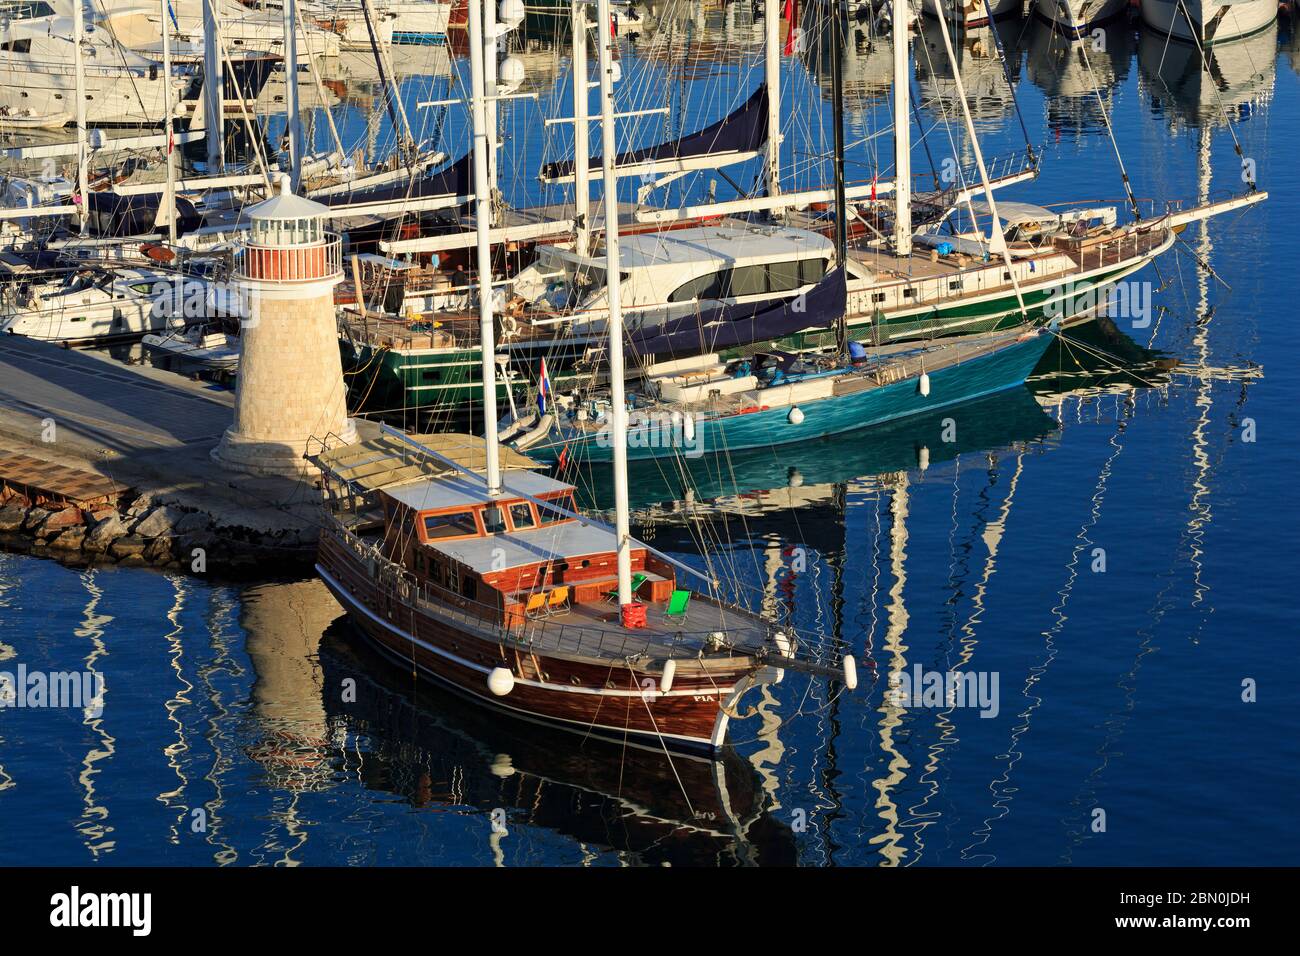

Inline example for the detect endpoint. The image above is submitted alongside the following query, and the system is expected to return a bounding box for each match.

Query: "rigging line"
[977,0,1035,166]
[1071,27,1141,222]
[1170,0,1246,158]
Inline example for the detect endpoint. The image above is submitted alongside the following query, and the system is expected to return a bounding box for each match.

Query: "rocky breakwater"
[0,485,319,576]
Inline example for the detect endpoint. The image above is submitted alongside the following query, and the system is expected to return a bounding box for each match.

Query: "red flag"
[557,447,569,471]
[783,0,798,56]
[871,176,877,201]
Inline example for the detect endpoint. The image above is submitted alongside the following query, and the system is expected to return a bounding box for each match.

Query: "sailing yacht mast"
[202,0,224,173]
[283,0,303,191]
[595,0,632,606]
[829,0,848,351]
[469,0,503,495]
[72,0,89,237]
[162,0,177,243]
[764,0,781,200]
[928,10,1023,315]
[892,0,911,257]
[484,0,500,226]
[571,0,591,255]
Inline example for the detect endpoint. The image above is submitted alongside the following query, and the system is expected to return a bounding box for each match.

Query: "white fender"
[918,372,931,397]
[660,658,676,694]
[842,654,859,690]
[787,406,805,425]
[487,666,515,696]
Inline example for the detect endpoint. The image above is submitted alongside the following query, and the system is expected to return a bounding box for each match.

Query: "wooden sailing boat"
[313,0,854,756]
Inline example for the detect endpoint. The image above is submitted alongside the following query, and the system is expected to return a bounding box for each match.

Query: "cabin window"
[423,510,477,540]
[0,39,31,53]
[537,495,574,525]
[460,576,477,600]
[667,270,726,303]
[767,260,802,293]
[903,288,916,298]
[872,293,887,303]
[508,502,536,531]
[482,505,507,534]
[800,258,827,284]
[728,265,767,297]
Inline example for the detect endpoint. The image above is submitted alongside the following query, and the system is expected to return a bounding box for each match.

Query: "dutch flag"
[537,358,552,416]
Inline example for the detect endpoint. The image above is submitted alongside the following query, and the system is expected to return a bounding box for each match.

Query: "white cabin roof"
[431,521,622,574]
[597,224,833,270]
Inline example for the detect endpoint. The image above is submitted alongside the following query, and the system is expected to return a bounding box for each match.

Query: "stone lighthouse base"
[211,419,359,479]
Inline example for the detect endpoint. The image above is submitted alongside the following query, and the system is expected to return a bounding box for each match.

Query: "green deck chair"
[605,572,648,604]
[664,589,691,620]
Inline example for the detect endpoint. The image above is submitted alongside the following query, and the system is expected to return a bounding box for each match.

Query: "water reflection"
[1023,17,1136,135]
[1138,18,1276,128]
[318,623,798,866]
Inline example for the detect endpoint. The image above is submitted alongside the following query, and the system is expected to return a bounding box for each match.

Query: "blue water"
[2,11,1298,865]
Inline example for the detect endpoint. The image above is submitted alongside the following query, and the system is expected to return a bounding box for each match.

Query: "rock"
[172,511,213,535]
[47,528,86,551]
[109,535,148,559]
[125,495,154,519]
[40,506,83,533]
[133,505,185,539]
[22,507,50,532]
[144,536,176,562]
[82,506,116,525]
[84,513,127,553]
[0,504,26,533]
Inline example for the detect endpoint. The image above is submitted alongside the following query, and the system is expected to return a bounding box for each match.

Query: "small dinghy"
[0,108,72,131]
[142,322,240,371]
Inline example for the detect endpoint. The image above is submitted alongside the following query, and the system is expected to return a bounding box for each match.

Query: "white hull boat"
[1139,0,1277,44]
[0,8,189,127]
[1033,0,1129,34]
[142,323,240,370]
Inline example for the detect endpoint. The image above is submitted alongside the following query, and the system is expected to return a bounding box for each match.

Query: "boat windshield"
[0,2,54,19]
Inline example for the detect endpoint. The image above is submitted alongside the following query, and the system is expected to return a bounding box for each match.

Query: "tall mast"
[929,10,1025,315]
[469,0,503,496]
[484,0,500,226]
[162,0,177,243]
[892,0,911,257]
[283,0,303,191]
[202,0,224,173]
[571,0,591,256]
[829,0,848,351]
[596,0,632,607]
[72,0,88,237]
[763,0,781,200]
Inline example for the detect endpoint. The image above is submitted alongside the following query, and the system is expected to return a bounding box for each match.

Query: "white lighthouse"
[213,178,357,477]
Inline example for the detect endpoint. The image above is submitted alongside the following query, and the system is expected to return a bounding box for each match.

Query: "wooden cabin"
[375,469,678,631]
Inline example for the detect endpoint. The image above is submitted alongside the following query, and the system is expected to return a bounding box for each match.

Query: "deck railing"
[326,524,782,665]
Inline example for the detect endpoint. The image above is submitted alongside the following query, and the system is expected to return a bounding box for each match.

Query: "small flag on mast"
[537,357,552,416]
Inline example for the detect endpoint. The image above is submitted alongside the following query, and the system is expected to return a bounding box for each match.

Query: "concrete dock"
[0,335,324,571]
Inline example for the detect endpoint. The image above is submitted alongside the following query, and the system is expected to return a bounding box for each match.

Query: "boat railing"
[327,525,777,664]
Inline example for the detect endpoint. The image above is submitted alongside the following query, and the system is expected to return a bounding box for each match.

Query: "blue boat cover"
[318,151,474,208]
[539,85,769,182]
[624,266,847,361]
